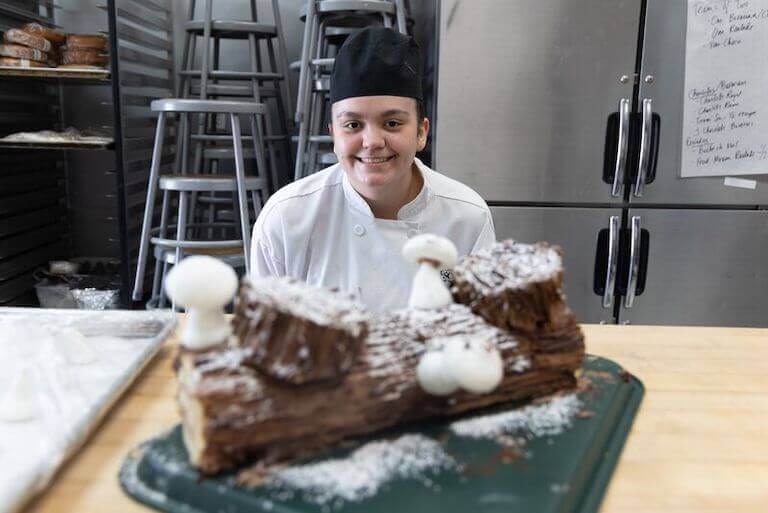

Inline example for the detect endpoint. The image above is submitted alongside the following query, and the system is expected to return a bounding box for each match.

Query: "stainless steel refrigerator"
[432,0,768,326]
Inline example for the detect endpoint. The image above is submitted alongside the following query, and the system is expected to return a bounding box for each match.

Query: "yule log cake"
[170,239,585,476]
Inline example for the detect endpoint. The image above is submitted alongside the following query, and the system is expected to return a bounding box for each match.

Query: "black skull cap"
[330,26,423,105]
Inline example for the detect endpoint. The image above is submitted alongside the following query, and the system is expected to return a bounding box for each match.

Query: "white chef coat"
[250,158,496,311]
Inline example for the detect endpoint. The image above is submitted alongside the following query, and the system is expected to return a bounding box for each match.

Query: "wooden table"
[24,324,768,513]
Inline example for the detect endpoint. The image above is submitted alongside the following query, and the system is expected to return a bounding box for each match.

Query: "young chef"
[250,27,496,310]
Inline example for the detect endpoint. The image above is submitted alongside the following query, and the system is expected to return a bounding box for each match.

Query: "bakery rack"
[0,0,175,307]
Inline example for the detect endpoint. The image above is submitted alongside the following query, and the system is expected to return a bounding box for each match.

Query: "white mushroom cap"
[402,234,458,268]
[164,256,238,309]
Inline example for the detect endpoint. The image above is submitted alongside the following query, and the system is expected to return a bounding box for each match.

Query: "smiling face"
[330,95,429,199]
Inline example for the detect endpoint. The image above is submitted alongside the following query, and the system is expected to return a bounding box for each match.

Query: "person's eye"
[343,121,360,130]
[385,120,403,129]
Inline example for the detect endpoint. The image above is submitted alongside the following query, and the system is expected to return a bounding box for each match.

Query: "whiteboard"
[681,0,768,177]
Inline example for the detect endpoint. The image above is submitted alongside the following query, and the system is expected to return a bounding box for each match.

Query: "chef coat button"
[407,229,418,238]
[353,224,365,236]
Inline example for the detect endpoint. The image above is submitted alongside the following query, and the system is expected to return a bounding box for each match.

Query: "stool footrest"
[189,85,282,97]
[192,134,288,143]
[292,135,333,144]
[150,236,244,250]
[159,175,268,192]
[180,70,283,81]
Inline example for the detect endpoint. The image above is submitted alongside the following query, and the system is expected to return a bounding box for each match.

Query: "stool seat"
[151,98,268,114]
[300,1,397,19]
[323,26,358,45]
[159,174,267,192]
[184,20,277,39]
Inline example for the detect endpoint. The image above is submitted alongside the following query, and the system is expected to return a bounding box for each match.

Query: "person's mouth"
[355,155,396,164]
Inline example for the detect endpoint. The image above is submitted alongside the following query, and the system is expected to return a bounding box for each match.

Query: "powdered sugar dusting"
[269,434,456,504]
[242,276,369,336]
[450,393,582,439]
[452,239,561,294]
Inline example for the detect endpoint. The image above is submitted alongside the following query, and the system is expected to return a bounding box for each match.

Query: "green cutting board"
[120,355,643,513]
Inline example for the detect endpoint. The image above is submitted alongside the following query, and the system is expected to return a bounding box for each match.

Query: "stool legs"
[250,114,275,201]
[150,188,171,302]
[267,36,294,183]
[395,0,407,33]
[191,0,214,174]
[295,0,316,125]
[294,9,321,180]
[272,0,294,115]
[230,113,251,275]
[180,112,191,174]
[247,32,280,193]
[174,190,189,276]
[133,112,167,301]
[307,89,324,175]
[177,0,197,98]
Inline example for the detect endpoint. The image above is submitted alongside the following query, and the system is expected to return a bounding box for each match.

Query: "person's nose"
[361,125,385,150]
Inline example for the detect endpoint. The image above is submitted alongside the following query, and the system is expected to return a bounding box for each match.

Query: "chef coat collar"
[341,158,432,221]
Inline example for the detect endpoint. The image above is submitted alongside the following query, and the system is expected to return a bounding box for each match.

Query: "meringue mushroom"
[416,338,459,396]
[402,234,458,309]
[443,335,504,394]
[58,327,98,365]
[0,365,37,422]
[164,256,239,350]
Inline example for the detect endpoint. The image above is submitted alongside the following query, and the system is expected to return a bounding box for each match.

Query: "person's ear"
[417,117,430,151]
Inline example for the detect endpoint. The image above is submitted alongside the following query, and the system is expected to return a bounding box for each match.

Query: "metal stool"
[294,0,409,180]
[132,99,270,305]
[176,0,293,190]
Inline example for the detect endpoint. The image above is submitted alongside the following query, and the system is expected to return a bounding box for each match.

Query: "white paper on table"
[0,308,176,513]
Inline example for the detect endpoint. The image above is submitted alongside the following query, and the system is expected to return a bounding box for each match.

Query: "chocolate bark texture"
[451,240,582,340]
[177,261,584,477]
[179,307,573,476]
[231,277,369,385]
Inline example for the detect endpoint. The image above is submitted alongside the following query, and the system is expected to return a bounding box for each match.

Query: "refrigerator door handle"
[611,98,630,197]
[624,215,642,307]
[602,215,620,308]
[633,98,653,197]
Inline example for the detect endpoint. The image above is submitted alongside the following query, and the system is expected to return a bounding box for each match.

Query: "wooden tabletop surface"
[23,323,768,513]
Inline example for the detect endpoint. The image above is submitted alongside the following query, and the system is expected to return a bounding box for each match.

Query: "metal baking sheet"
[0,307,176,513]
